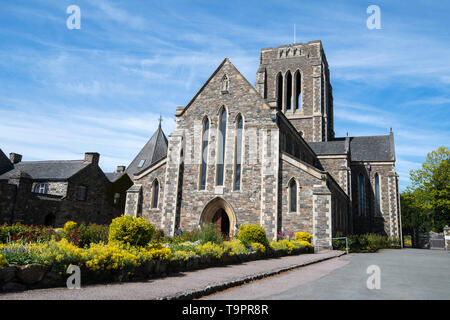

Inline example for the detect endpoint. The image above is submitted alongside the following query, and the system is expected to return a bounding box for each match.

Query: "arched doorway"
[200,197,236,239]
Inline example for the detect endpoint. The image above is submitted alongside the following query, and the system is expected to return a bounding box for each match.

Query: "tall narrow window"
[359,174,365,216]
[375,174,381,216]
[217,108,227,186]
[276,72,283,110]
[200,118,209,190]
[289,179,297,212]
[152,179,159,208]
[294,70,301,110]
[286,71,292,110]
[234,114,243,190]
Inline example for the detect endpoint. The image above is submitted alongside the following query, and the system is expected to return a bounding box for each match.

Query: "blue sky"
[0,0,449,191]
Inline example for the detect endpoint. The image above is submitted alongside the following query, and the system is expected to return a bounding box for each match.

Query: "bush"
[295,232,312,244]
[237,224,269,248]
[108,216,156,247]
[332,233,401,252]
[171,224,224,245]
[78,223,109,248]
[223,239,249,255]
[0,223,57,243]
[64,221,78,233]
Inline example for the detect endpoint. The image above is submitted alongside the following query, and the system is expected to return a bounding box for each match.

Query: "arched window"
[276,72,283,110]
[152,179,159,209]
[200,118,209,190]
[375,174,381,216]
[234,114,243,190]
[289,179,297,213]
[294,70,301,110]
[217,108,227,186]
[285,71,292,110]
[359,174,365,216]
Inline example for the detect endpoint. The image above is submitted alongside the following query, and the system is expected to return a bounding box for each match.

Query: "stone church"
[124,41,402,247]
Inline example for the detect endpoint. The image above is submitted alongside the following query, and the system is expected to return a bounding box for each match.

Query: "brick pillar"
[124,184,142,217]
[312,178,333,250]
[161,130,183,236]
[260,127,279,241]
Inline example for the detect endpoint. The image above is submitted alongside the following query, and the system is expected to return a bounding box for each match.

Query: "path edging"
[160,251,346,300]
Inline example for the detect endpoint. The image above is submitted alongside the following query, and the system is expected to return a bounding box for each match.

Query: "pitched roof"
[308,140,347,155]
[126,124,168,177]
[308,134,395,162]
[104,171,130,182]
[0,160,89,181]
[0,149,13,175]
[349,135,395,162]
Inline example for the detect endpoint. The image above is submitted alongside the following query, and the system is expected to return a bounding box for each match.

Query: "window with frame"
[217,108,227,186]
[77,185,88,201]
[234,114,243,191]
[34,182,49,194]
[152,179,159,209]
[200,118,209,190]
[289,179,297,213]
[375,174,381,216]
[359,174,365,216]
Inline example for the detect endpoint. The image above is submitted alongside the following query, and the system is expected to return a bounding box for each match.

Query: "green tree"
[401,190,431,247]
[407,147,450,233]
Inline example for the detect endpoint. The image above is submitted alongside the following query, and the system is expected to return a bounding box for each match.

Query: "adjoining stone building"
[0,151,127,227]
[124,41,402,247]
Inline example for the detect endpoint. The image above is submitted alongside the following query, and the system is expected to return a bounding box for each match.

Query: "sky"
[0,0,449,191]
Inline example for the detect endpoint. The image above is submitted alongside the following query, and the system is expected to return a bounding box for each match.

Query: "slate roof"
[308,140,347,155]
[126,124,168,176]
[349,135,395,162]
[308,134,395,162]
[0,160,89,181]
[0,149,13,175]
[104,172,130,182]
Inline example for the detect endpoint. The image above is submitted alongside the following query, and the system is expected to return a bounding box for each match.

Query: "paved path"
[202,249,450,300]
[0,251,343,300]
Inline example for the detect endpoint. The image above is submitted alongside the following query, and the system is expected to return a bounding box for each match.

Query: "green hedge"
[333,233,401,252]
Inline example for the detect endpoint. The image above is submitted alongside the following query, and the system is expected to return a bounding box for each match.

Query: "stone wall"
[350,161,400,237]
[256,41,333,142]
[31,181,68,197]
[162,59,281,239]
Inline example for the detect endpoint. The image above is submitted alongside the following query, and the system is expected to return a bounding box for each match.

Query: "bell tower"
[256,40,334,142]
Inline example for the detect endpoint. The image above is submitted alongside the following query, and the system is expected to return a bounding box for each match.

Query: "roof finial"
[158,115,163,128]
[346,131,349,137]
[390,126,392,133]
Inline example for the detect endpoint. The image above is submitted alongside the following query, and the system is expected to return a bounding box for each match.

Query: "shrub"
[332,233,401,252]
[78,223,109,248]
[172,250,198,261]
[0,223,57,243]
[251,242,266,253]
[223,239,249,256]
[0,253,7,267]
[64,221,78,233]
[196,223,224,244]
[108,216,156,247]
[237,224,269,248]
[195,242,224,258]
[295,232,312,244]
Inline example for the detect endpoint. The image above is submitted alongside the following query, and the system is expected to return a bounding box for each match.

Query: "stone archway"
[200,197,236,239]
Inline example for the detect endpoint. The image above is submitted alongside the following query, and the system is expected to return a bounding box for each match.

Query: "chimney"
[10,153,22,164]
[84,152,100,165]
[116,165,125,173]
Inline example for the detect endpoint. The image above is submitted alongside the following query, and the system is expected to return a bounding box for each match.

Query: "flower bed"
[0,219,314,292]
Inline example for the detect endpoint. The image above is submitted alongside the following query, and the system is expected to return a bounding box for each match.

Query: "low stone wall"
[0,247,312,293]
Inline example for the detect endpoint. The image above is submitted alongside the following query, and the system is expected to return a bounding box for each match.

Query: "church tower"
[256,40,334,142]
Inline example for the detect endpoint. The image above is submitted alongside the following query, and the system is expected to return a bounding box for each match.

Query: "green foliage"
[0,223,57,243]
[237,224,269,248]
[78,223,109,247]
[171,223,224,245]
[108,215,156,247]
[332,234,400,252]
[403,146,449,233]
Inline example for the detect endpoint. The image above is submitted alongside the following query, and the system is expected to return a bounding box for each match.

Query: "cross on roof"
[158,115,163,127]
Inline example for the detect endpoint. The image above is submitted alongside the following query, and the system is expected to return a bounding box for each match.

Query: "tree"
[406,147,450,233]
[401,190,431,247]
